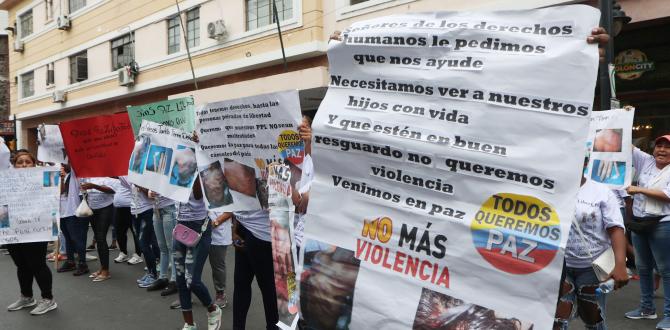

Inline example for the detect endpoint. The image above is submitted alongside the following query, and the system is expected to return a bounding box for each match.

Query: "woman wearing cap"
[624,135,670,329]
[6,150,57,315]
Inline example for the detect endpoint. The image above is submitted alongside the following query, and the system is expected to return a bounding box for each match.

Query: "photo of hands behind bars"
[146,145,173,176]
[591,159,626,185]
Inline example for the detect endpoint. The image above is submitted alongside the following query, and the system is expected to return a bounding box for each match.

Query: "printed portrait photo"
[169,146,197,187]
[593,129,623,152]
[590,160,626,185]
[0,204,10,229]
[270,194,297,324]
[129,135,151,174]
[413,288,533,330]
[42,171,60,187]
[200,161,234,208]
[146,145,173,176]
[300,241,361,330]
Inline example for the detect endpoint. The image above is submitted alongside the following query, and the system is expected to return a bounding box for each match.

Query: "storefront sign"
[0,121,15,136]
[615,49,655,80]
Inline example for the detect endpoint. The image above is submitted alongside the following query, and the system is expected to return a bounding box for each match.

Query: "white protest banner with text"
[127,120,198,203]
[302,6,600,330]
[0,167,61,244]
[586,108,635,188]
[195,90,303,212]
[37,124,67,164]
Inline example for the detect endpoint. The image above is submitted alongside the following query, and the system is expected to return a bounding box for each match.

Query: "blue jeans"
[153,205,177,281]
[174,219,212,311]
[632,221,670,316]
[60,216,88,266]
[556,267,607,330]
[136,209,159,276]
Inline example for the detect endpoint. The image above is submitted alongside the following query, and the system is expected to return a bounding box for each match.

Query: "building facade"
[0,0,667,152]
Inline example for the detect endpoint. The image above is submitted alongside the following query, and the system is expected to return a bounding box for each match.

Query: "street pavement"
[0,239,266,330]
[0,238,666,329]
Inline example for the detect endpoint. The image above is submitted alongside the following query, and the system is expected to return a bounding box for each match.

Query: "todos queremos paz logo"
[277,130,304,166]
[471,193,560,274]
[615,49,655,80]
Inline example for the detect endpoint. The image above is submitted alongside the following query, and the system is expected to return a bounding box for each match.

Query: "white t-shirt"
[83,177,115,210]
[565,179,625,268]
[60,171,81,218]
[209,211,232,246]
[131,185,154,215]
[113,177,132,208]
[234,209,271,242]
[632,147,670,221]
[177,193,208,221]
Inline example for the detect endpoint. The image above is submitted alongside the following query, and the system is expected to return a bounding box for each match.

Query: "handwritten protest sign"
[127,120,198,203]
[0,167,60,244]
[302,6,600,330]
[60,113,135,178]
[586,108,635,188]
[268,164,300,329]
[195,90,303,212]
[37,124,67,164]
[127,97,196,136]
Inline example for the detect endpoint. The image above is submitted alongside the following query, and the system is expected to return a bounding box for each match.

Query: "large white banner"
[0,167,61,244]
[302,6,600,330]
[37,124,67,164]
[586,108,635,188]
[127,120,198,203]
[195,90,303,212]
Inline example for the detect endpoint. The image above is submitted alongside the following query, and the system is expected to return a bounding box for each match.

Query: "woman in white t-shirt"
[80,177,115,282]
[554,170,628,329]
[624,135,670,328]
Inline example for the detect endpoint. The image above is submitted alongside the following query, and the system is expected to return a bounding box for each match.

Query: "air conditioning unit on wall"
[57,15,71,30]
[207,20,227,40]
[13,39,24,52]
[118,66,135,87]
[52,90,66,103]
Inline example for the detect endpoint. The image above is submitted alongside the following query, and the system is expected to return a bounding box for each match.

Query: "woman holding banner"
[6,150,57,315]
[624,135,670,329]
[80,177,116,282]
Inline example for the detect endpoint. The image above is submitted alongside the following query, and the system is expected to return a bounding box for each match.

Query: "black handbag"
[627,216,663,234]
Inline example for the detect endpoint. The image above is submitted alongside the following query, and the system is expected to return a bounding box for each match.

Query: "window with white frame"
[46,63,55,86]
[70,51,88,83]
[45,0,54,21]
[167,16,180,54]
[69,0,86,13]
[21,72,35,98]
[246,0,292,31]
[111,34,134,70]
[19,10,33,38]
[186,8,199,48]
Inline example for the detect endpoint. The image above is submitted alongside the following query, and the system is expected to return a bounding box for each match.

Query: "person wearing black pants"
[80,178,115,282]
[232,210,278,330]
[112,177,141,264]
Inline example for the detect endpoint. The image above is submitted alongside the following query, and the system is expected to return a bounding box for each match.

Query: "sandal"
[93,274,111,282]
[88,271,100,278]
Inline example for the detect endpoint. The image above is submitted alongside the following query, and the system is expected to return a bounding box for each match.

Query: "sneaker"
[86,243,96,251]
[7,296,36,311]
[138,274,157,288]
[182,323,197,330]
[136,273,149,284]
[85,254,98,261]
[57,261,76,273]
[170,299,181,310]
[73,265,89,276]
[161,282,178,296]
[127,254,143,265]
[207,305,222,330]
[29,299,57,315]
[658,317,670,330]
[214,292,228,308]
[147,278,169,291]
[625,308,658,320]
[114,252,129,263]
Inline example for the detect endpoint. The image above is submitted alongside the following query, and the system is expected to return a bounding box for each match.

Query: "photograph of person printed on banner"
[0,204,9,229]
[300,241,361,330]
[169,146,197,187]
[42,171,60,187]
[130,135,151,174]
[223,158,267,209]
[146,145,173,176]
[413,288,533,330]
[200,161,234,208]
[591,159,626,185]
[593,129,623,153]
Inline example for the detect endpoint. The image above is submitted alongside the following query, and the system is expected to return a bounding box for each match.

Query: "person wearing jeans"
[80,177,115,282]
[174,177,221,330]
[232,209,279,330]
[625,138,670,330]
[132,185,159,288]
[57,164,83,274]
[147,195,177,294]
